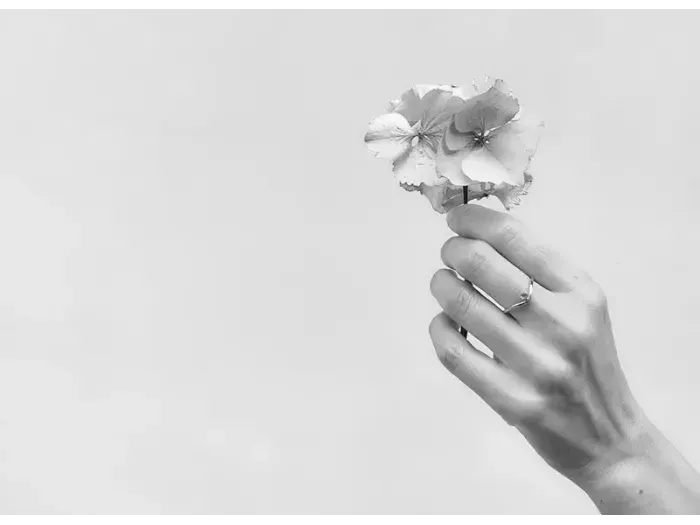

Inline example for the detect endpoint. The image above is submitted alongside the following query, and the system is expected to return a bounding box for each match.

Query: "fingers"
[440,236,549,324]
[430,268,522,353]
[428,312,541,423]
[430,269,570,381]
[446,204,588,292]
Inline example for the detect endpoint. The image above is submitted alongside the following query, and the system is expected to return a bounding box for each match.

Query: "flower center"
[412,132,425,147]
[472,129,491,147]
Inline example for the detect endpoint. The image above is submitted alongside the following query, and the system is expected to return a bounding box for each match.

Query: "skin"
[428,203,700,514]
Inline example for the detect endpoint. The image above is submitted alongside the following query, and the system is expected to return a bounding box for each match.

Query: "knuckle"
[532,242,549,258]
[581,283,608,311]
[498,219,524,248]
[462,242,489,278]
[573,267,595,285]
[452,286,477,320]
[519,338,580,390]
[554,295,600,349]
[533,243,554,267]
[562,312,598,349]
[573,278,607,309]
[541,359,578,388]
[509,399,547,427]
[437,342,464,373]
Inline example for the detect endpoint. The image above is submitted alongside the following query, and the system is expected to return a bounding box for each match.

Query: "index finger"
[446,204,588,292]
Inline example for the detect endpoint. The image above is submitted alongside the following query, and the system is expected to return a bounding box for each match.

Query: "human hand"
[428,204,700,514]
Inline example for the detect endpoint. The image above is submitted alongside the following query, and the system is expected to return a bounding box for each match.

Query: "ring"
[502,277,534,315]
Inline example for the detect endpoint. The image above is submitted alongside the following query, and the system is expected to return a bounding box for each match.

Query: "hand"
[428,204,700,514]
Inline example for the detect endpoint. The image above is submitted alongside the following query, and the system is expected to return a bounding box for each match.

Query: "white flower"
[365,85,466,186]
[364,77,544,214]
[436,77,544,188]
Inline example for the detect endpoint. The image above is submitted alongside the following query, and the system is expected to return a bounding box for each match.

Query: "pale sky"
[0,10,698,514]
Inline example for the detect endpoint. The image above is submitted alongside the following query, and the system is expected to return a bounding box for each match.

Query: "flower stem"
[460,186,469,340]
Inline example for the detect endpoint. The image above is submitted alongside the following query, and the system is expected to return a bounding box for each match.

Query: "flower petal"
[402,179,513,214]
[401,175,536,214]
[435,137,473,185]
[392,142,442,186]
[492,172,534,210]
[460,147,517,185]
[504,110,545,157]
[392,88,424,125]
[413,84,461,98]
[483,114,544,183]
[448,85,469,100]
[399,179,459,214]
[443,121,472,152]
[420,89,466,134]
[469,75,513,98]
[420,181,462,214]
[483,132,528,184]
[393,85,467,125]
[399,181,422,193]
[364,113,414,160]
[453,86,520,134]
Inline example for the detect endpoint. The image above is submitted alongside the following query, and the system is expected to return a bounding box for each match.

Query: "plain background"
[0,10,698,514]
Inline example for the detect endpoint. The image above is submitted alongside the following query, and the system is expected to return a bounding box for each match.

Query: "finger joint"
[453,287,478,322]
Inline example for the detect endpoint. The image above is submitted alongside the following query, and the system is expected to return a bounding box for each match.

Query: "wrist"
[577,419,700,514]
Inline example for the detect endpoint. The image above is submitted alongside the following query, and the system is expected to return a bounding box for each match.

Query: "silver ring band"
[502,277,534,315]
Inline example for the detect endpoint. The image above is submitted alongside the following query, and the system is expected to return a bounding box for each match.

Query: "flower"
[364,85,466,186]
[365,77,543,215]
[436,77,544,188]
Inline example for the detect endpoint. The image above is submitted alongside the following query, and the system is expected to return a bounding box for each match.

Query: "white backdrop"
[0,10,698,514]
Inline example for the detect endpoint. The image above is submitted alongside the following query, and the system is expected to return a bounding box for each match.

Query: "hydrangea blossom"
[365,77,543,213]
[436,77,543,188]
[364,85,466,186]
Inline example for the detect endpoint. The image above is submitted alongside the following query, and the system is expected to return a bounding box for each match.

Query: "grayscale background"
[0,9,697,514]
